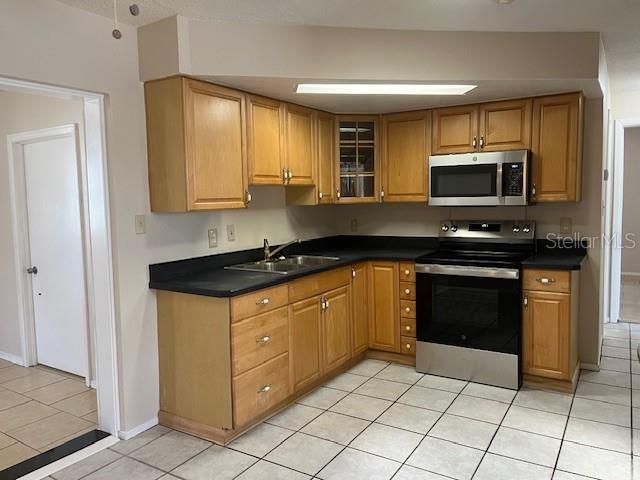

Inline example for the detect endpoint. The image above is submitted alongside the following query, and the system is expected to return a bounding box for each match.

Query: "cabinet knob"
[245,191,252,203]
[405,307,411,313]
[405,325,411,332]
[319,192,323,200]
[404,269,410,276]
[282,168,288,184]
[405,343,411,350]
[256,297,270,305]
[257,384,272,394]
[256,335,271,344]
[537,277,556,285]
[404,288,411,295]
[336,189,341,200]
[479,136,485,149]
[472,136,477,149]
[351,268,356,279]
[288,169,293,180]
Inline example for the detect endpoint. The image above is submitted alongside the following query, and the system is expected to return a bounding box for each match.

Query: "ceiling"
[56,0,640,93]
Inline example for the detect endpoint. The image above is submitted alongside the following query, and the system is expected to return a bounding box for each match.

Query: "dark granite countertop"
[149,235,588,297]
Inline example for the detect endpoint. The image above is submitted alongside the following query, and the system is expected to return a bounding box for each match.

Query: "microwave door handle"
[496,162,503,200]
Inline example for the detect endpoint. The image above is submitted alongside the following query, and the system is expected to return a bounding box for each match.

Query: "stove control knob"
[512,224,521,233]
[523,225,531,233]
[441,224,450,232]
[450,225,458,232]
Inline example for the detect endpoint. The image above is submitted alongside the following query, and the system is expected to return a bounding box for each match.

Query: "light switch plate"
[227,224,236,242]
[560,217,573,234]
[134,214,146,235]
[208,228,218,248]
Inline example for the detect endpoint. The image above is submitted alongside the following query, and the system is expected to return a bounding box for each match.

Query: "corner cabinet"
[145,77,249,212]
[381,111,431,202]
[531,93,584,202]
[522,268,580,391]
[351,264,369,355]
[368,262,400,352]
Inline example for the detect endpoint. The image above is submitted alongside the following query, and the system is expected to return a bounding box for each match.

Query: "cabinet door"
[351,264,369,355]
[289,296,322,391]
[532,93,583,202]
[368,262,400,352]
[285,104,316,186]
[246,95,284,185]
[479,99,532,152]
[184,79,247,210]
[317,112,335,203]
[322,286,351,372]
[523,290,571,380]
[432,105,478,154]
[382,111,431,202]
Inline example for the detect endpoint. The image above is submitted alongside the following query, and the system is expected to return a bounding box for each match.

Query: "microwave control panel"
[502,162,524,197]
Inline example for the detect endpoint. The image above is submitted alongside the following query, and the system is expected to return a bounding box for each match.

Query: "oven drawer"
[523,269,570,293]
[401,300,416,319]
[401,318,416,338]
[400,263,415,282]
[400,282,416,300]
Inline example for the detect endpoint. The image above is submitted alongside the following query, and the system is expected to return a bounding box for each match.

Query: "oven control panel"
[439,220,535,240]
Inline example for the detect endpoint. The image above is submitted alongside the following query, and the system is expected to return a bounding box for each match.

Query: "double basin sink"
[225,255,340,275]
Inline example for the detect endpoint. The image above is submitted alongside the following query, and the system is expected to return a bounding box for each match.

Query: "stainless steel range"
[415,220,536,390]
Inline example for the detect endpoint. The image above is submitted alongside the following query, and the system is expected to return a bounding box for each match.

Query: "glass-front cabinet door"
[336,117,379,202]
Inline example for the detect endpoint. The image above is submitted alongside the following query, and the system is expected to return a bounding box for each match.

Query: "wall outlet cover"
[350,219,359,233]
[134,214,146,235]
[208,228,218,248]
[227,224,236,242]
[560,217,573,234]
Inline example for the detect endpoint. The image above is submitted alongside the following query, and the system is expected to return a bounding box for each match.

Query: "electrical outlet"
[134,214,146,235]
[560,217,573,234]
[208,228,218,248]
[350,219,359,233]
[227,224,236,242]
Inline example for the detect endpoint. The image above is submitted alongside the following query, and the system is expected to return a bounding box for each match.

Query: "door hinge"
[604,169,610,181]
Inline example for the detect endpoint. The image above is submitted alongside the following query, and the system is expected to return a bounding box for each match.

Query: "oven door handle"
[415,263,519,280]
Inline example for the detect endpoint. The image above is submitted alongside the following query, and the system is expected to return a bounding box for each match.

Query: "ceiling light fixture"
[495,0,515,4]
[295,84,477,95]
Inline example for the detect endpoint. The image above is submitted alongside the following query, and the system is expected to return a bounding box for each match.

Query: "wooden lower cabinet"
[351,264,369,355]
[368,262,400,352]
[289,296,322,391]
[322,286,352,372]
[522,269,579,391]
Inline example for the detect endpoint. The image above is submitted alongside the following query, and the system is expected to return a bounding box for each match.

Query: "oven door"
[415,264,521,355]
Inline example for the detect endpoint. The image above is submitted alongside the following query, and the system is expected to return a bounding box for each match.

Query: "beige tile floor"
[621,276,640,323]
[41,324,640,480]
[0,360,97,471]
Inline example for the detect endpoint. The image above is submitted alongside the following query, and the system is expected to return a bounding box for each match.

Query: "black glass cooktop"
[416,242,534,268]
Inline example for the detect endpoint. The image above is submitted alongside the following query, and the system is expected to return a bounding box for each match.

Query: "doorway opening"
[0,78,119,475]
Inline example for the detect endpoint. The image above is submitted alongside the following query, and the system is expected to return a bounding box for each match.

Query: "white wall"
[622,128,640,274]
[0,91,85,358]
[612,90,640,120]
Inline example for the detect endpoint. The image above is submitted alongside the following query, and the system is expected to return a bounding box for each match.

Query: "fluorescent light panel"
[296,83,477,95]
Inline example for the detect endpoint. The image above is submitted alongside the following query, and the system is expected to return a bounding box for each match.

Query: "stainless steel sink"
[225,255,340,275]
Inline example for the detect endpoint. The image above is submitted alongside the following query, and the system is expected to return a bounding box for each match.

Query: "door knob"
[27,266,38,275]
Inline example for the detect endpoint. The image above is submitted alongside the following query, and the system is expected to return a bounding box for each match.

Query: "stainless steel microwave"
[428,150,530,207]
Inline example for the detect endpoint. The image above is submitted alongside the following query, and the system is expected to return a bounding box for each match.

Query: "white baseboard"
[19,435,119,480]
[580,362,600,371]
[118,417,158,440]
[0,350,24,366]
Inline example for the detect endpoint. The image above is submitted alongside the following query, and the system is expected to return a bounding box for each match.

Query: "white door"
[23,130,88,377]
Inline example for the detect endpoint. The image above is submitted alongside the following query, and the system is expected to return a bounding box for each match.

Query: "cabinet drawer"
[231,285,289,321]
[233,353,290,427]
[231,307,289,376]
[401,336,416,355]
[401,300,416,319]
[401,318,416,338]
[523,269,570,294]
[400,282,416,300]
[288,267,351,303]
[399,263,415,282]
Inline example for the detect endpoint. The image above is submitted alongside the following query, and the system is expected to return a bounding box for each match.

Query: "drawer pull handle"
[404,269,410,276]
[257,384,271,394]
[405,307,411,313]
[256,335,271,344]
[537,277,556,285]
[405,343,412,350]
[256,298,270,305]
[404,288,411,295]
[405,325,412,332]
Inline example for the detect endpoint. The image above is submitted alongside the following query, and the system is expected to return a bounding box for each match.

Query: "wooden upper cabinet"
[145,77,248,212]
[479,99,532,152]
[368,262,400,353]
[432,105,478,154]
[246,95,284,185]
[322,286,351,372]
[523,290,571,380]
[382,110,431,202]
[317,112,335,203]
[532,93,584,202]
[285,104,316,186]
[289,296,322,392]
[351,264,368,355]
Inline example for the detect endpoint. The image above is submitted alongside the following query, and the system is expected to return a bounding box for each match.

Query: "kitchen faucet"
[264,238,301,261]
